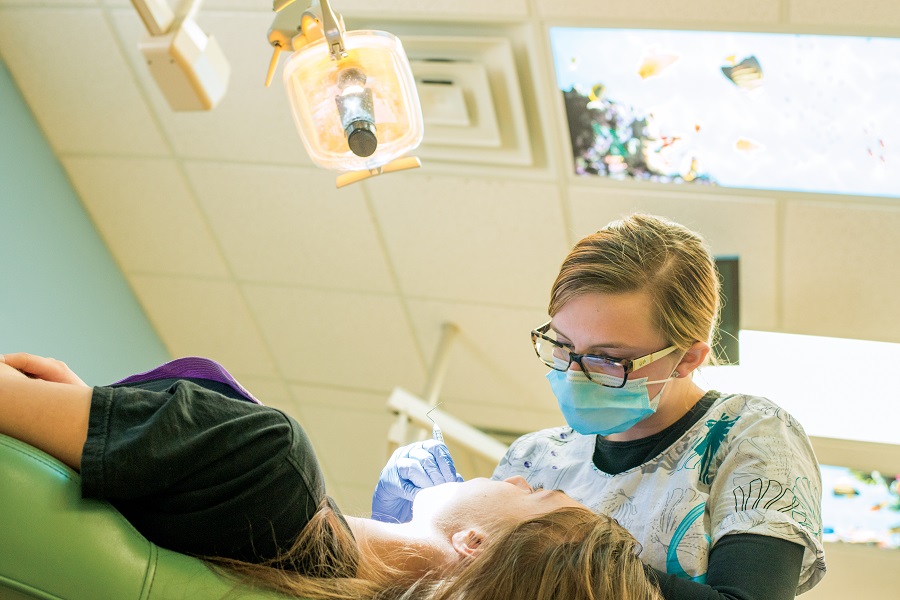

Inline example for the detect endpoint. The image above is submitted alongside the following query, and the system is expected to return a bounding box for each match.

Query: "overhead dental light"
[266,0,424,187]
[130,0,230,111]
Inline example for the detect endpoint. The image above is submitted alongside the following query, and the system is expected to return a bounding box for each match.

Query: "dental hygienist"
[373,213,826,600]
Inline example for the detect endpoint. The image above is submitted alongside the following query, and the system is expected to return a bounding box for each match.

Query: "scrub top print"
[493,392,826,595]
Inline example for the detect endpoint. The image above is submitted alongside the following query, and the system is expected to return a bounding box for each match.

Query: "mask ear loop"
[669,353,690,410]
[670,348,691,380]
[667,352,698,412]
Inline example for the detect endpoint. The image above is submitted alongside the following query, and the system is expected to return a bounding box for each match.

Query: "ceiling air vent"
[402,36,532,166]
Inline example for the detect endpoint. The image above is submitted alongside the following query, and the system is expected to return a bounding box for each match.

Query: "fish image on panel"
[638,51,679,79]
[722,55,763,91]
[734,137,765,152]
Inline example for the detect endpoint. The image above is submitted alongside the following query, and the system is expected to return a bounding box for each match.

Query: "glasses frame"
[531,321,678,388]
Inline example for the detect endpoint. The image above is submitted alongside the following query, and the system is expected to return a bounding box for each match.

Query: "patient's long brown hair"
[207,502,661,600]
[206,498,425,599]
[418,507,663,600]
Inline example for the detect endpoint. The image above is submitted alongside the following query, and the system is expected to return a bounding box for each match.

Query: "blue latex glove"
[371,439,464,523]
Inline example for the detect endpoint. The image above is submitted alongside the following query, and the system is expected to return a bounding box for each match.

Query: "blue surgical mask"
[546,369,675,436]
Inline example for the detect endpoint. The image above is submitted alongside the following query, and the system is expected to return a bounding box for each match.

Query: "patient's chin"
[410,481,463,523]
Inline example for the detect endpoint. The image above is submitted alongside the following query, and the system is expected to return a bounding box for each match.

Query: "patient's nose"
[504,475,533,492]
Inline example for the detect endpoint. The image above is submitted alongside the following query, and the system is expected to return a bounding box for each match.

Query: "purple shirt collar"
[114,356,261,404]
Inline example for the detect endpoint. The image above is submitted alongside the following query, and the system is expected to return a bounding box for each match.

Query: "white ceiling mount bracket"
[130,0,174,37]
[422,321,460,409]
[131,0,230,111]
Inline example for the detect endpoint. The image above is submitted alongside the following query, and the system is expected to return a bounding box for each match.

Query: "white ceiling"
[2,0,899,513]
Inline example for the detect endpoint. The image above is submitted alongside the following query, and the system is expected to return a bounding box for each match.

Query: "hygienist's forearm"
[0,377,91,470]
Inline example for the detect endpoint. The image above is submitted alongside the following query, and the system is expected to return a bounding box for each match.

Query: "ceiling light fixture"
[130,0,230,111]
[266,0,424,187]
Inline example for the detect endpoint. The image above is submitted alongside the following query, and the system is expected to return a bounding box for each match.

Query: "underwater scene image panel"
[550,28,900,198]
[821,464,900,549]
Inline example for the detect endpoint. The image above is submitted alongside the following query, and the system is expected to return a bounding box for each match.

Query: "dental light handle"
[265,45,283,87]
[266,0,345,87]
[335,157,422,188]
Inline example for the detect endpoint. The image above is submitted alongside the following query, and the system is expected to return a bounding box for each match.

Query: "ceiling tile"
[229,375,294,412]
[129,274,279,377]
[337,0,530,20]
[783,201,900,342]
[199,0,530,19]
[439,397,563,442]
[366,173,569,306]
[405,298,559,420]
[62,156,230,277]
[0,7,168,156]
[568,187,780,331]
[107,9,313,165]
[789,0,900,28]
[202,1,267,8]
[185,162,396,291]
[536,0,779,23]
[290,381,394,414]
[332,483,378,517]
[242,284,427,391]
[0,0,97,5]
[283,380,548,511]
[287,384,395,490]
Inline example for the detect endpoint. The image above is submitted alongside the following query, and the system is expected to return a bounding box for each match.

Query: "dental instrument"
[426,404,444,443]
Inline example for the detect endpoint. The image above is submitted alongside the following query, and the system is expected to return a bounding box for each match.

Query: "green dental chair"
[0,433,294,600]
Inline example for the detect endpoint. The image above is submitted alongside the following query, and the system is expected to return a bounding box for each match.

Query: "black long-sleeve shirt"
[80,377,350,564]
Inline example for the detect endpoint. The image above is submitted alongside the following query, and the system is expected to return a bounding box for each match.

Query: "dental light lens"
[336,67,377,157]
[345,119,377,157]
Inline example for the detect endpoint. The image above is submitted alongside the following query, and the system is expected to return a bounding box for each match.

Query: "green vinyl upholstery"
[0,433,295,600]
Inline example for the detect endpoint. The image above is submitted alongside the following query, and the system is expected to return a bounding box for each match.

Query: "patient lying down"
[0,353,661,600]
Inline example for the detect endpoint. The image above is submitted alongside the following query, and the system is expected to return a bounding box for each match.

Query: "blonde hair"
[207,504,661,600]
[550,213,721,352]
[419,507,662,600]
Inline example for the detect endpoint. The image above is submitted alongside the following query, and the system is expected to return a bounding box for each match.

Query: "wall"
[0,58,168,384]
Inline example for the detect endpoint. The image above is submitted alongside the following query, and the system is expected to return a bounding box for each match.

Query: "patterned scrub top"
[492,392,826,594]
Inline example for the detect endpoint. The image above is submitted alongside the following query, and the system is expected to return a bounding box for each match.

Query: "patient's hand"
[0,360,29,382]
[0,353,87,387]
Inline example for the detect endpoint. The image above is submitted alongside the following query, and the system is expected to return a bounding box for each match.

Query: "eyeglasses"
[530,321,677,388]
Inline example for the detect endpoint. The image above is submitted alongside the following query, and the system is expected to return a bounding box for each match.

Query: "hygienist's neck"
[605,378,707,442]
[344,515,456,580]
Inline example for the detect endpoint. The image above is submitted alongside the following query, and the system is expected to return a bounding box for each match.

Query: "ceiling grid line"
[94,2,289,382]
[96,3,175,158]
[169,161,288,384]
[358,178,431,380]
[525,3,578,249]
